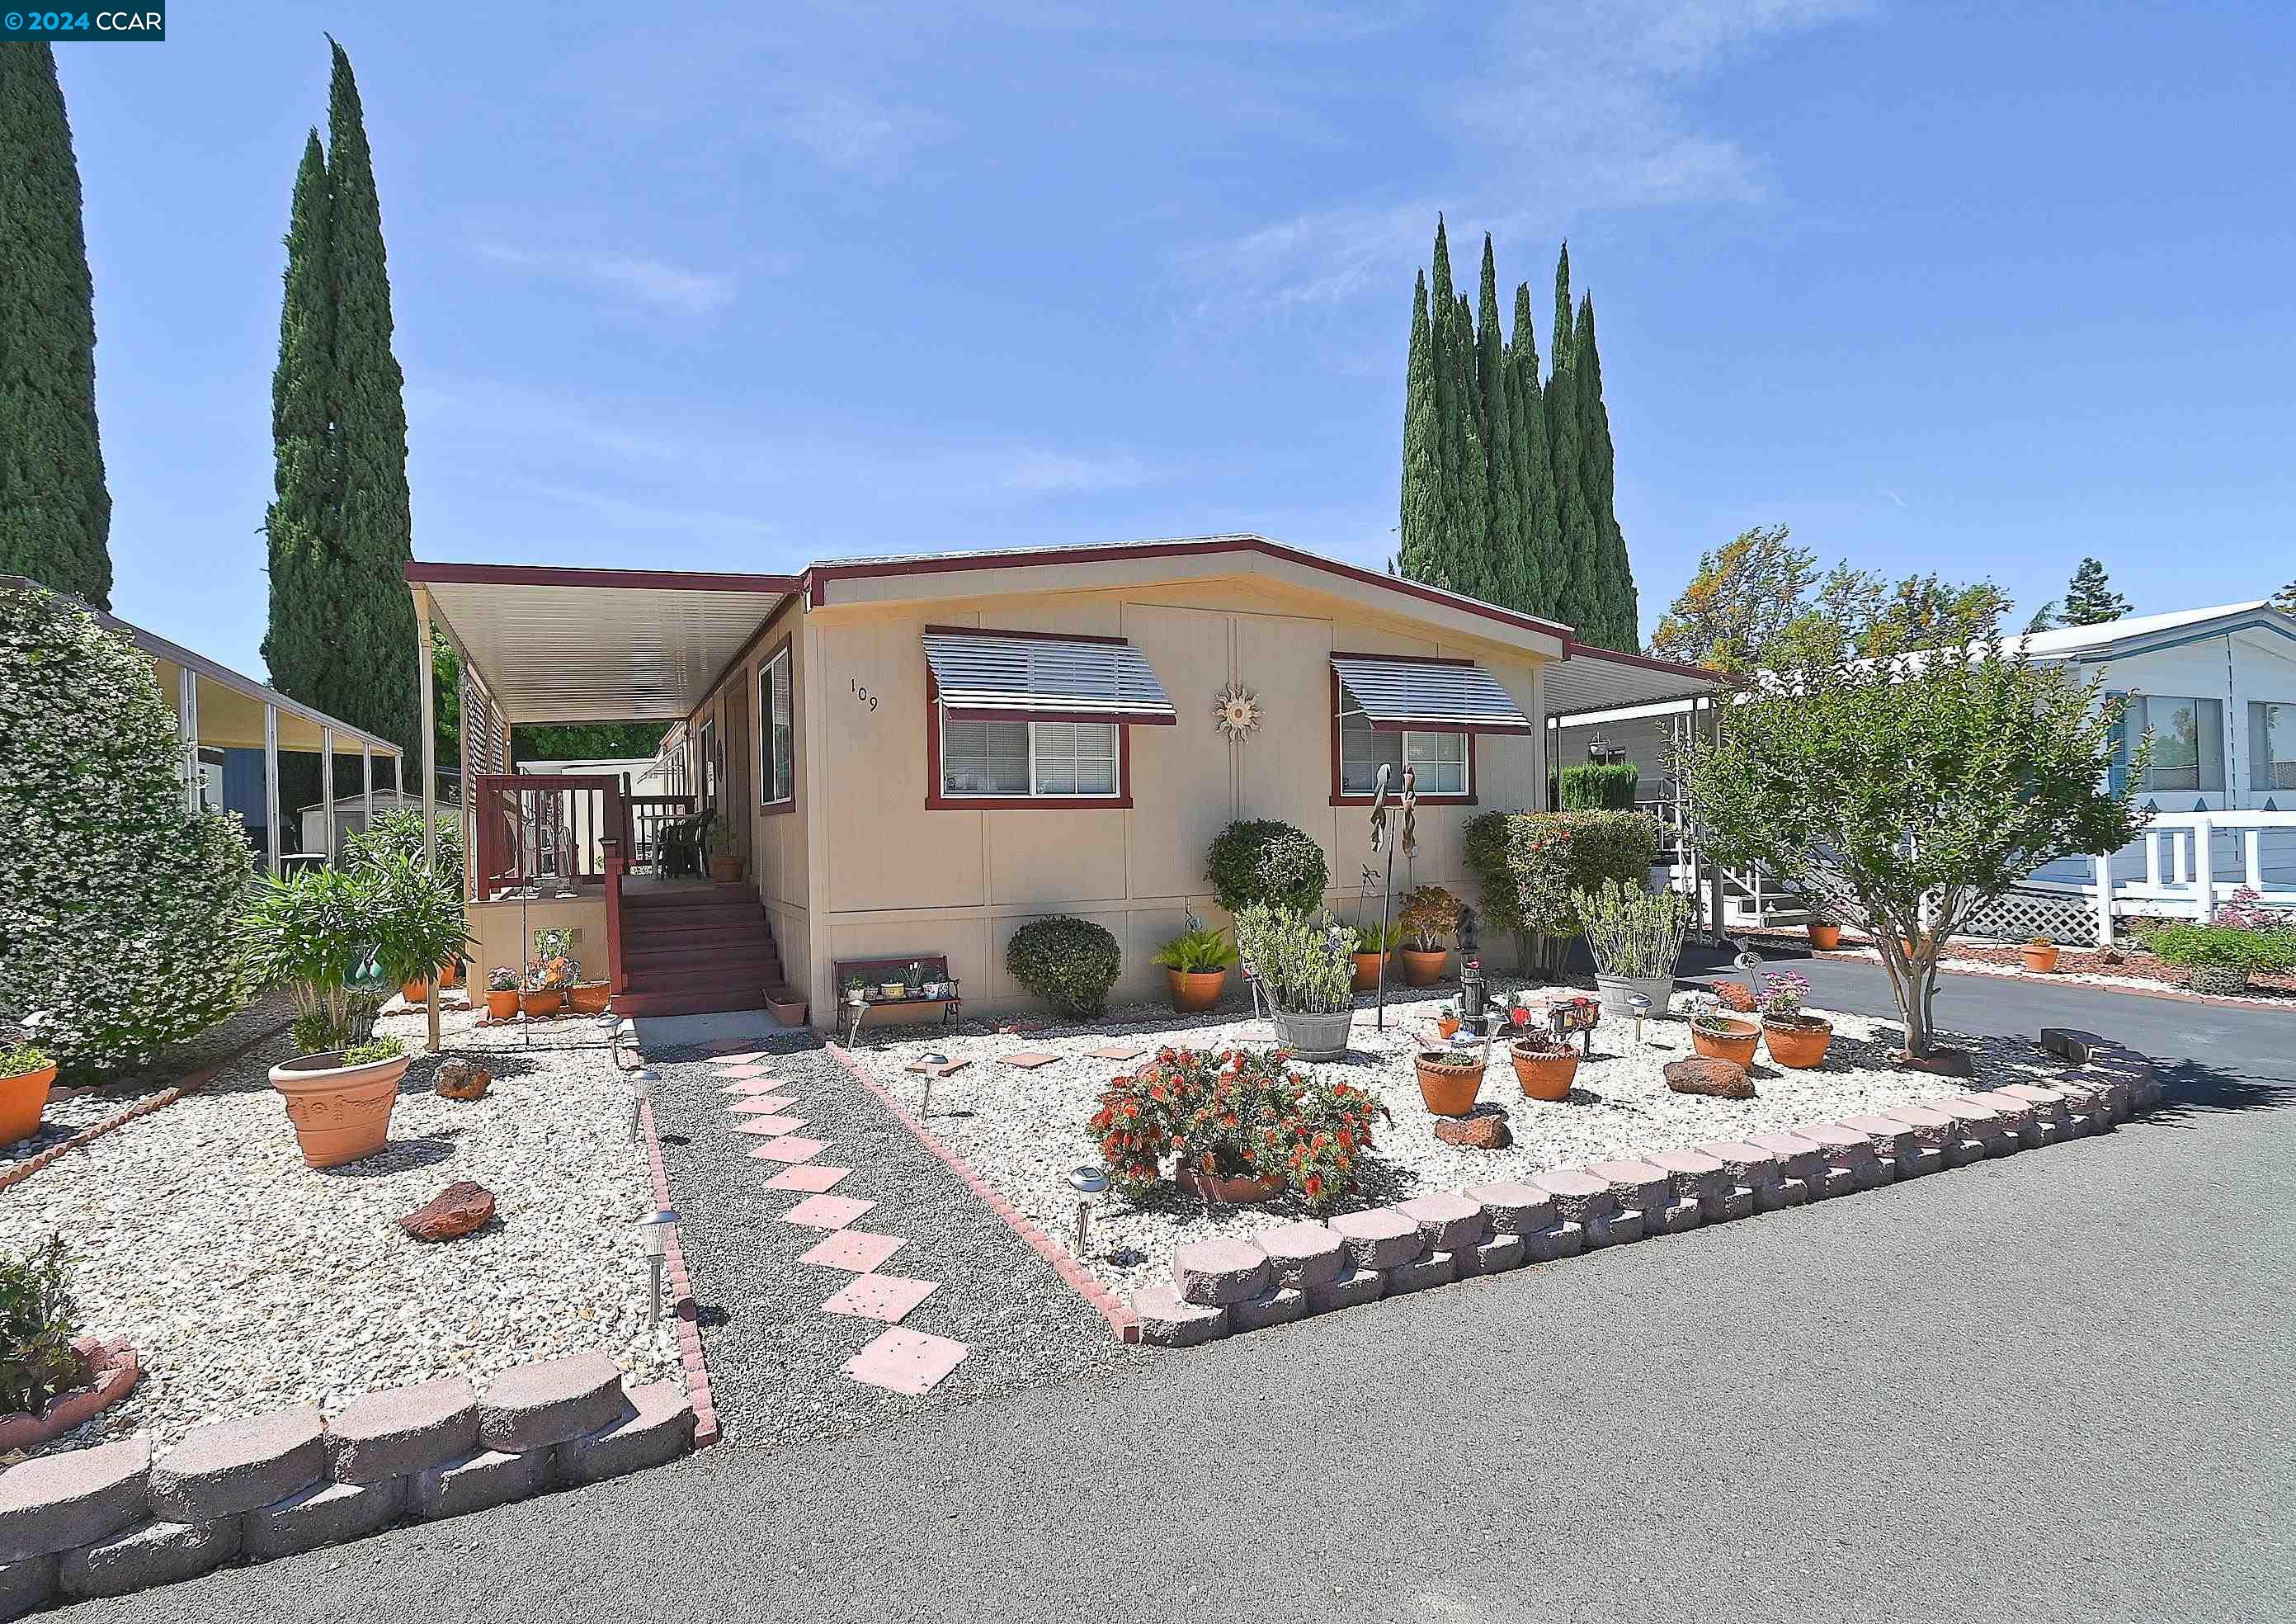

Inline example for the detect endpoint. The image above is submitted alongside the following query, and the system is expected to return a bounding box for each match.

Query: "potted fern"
[1151,914,1239,1013]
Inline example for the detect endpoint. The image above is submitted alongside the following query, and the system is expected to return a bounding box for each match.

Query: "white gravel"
[848,982,2067,1296]
[0,1003,677,1449]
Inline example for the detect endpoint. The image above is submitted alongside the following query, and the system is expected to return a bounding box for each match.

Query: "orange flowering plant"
[1087,1046,1387,1212]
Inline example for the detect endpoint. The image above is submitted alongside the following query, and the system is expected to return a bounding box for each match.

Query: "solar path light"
[635,1207,678,1328]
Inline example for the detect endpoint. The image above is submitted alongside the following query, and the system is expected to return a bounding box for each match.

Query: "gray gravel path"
[646,1041,1129,1450]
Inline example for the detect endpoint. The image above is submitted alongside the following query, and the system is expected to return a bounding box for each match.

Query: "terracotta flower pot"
[485,989,520,1020]
[439,960,463,989]
[568,981,611,1015]
[1436,1016,1460,1038]
[710,855,745,885]
[1176,1164,1285,1204]
[1761,1015,1833,1069]
[268,1050,408,1168]
[766,989,809,1027]
[1167,967,1228,1013]
[519,989,565,1018]
[1399,947,1448,987]
[0,1064,57,1149]
[2021,943,2059,974]
[1510,1041,1577,1102]
[1690,1018,1760,1068]
[400,979,431,1006]
[1351,951,1389,992]
[1807,923,1841,951]
[1414,1050,1484,1116]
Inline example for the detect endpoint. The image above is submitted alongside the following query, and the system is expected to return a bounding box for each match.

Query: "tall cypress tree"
[262,40,419,766]
[0,46,112,607]
[1574,294,1638,649]
[1506,282,1558,621]
[1474,236,1525,612]
[1545,245,1597,635]
[1426,220,1487,598]
[1397,271,1445,585]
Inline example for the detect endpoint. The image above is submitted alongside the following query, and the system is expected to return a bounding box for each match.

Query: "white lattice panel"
[1964,890,2097,945]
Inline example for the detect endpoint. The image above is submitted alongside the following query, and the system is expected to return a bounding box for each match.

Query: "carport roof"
[1542,642,1739,719]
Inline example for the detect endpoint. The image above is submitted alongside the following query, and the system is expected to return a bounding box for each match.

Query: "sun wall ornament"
[1212,683,1261,743]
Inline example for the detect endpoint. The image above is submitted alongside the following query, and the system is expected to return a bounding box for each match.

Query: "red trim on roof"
[922,623,1131,647]
[406,561,802,593]
[1558,638,1746,685]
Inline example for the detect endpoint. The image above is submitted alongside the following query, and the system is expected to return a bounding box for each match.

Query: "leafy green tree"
[1506,282,1558,620]
[1648,525,1818,672]
[2273,578,2296,614]
[1676,638,2147,1056]
[2058,557,2131,626]
[0,47,111,607]
[514,722,670,762]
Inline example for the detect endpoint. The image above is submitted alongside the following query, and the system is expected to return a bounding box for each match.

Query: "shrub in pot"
[2139,896,2296,995]
[1687,997,1760,1067]
[1753,970,1832,1069]
[523,956,576,1016]
[1007,915,1122,1018]
[1350,918,1401,991]
[1206,819,1328,914]
[1233,904,1355,1059]
[1574,880,1690,1017]
[1463,809,1659,980]
[0,1041,57,1149]
[1150,916,1238,1013]
[2021,937,2059,974]
[1396,885,1460,986]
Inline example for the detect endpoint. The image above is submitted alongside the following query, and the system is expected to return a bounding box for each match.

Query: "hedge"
[1006,914,1122,1017]
[1205,819,1328,914]
[1463,810,1660,971]
[1557,761,1639,810]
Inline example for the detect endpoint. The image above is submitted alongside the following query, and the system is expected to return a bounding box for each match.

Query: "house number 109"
[850,678,878,711]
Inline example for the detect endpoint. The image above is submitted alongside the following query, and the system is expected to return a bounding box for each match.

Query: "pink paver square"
[733,1115,809,1136]
[799,1230,908,1272]
[710,1050,771,1065]
[1000,1051,1062,1070]
[749,1135,832,1164]
[841,1326,969,1397]
[720,1080,780,1097]
[713,1063,773,1079]
[819,1273,940,1324]
[765,1164,852,1192]
[780,1193,875,1230]
[730,1093,799,1114]
[1086,1043,1145,1061]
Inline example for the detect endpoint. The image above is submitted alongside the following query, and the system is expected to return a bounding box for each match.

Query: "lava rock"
[1664,1057,1756,1098]
[398,1181,497,1243]
[1434,1107,1513,1150]
[434,1060,492,1101]
[1898,1046,1977,1079]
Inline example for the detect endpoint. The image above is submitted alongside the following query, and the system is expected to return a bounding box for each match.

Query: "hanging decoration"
[1212,683,1261,743]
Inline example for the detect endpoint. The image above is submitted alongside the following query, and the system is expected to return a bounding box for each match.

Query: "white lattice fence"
[1963,890,2098,944]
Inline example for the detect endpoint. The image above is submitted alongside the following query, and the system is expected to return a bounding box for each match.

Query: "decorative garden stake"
[1367,764,1418,1032]
[636,1207,678,1328]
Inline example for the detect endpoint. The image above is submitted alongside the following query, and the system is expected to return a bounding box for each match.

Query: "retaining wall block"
[1466,1181,1557,1235]
[241,1477,405,1562]
[477,1353,629,1453]
[1131,1285,1228,1348]
[59,1517,238,1602]
[1529,1168,1617,1226]
[1396,1192,1489,1252]
[1384,1249,1456,1295]
[406,1448,551,1522]
[325,1376,479,1485]
[1648,1148,1728,1209]
[1746,1132,1824,1183]
[1755,1176,1810,1210]
[1655,1200,1703,1235]
[1303,1266,1384,1315]
[1585,1209,1643,1248]
[0,1556,54,1622]
[1253,1222,1347,1291]
[1329,1207,1426,1272]
[148,1405,325,1523]
[1229,1286,1308,1334]
[1717,1186,1756,1220]
[1171,1237,1273,1307]
[1934,1097,2010,1150]
[1968,1093,2040,1150]
[1454,1231,1527,1277]
[1586,1160,1672,1230]
[554,1382,697,1488]
[1879,1105,1955,1152]
[0,1433,151,1564]
[1525,1222,1585,1262]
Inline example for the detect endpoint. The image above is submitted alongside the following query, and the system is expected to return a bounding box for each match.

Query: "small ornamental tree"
[0,583,252,1074]
[1676,638,2149,1057]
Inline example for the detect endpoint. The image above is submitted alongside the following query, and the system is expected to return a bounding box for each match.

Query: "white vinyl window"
[2251,701,2296,792]
[1338,700,1469,796]
[2129,695,2223,793]
[941,718,1118,799]
[757,649,794,806]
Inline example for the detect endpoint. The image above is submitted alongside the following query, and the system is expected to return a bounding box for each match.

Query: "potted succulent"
[522,955,576,1017]
[1508,1028,1578,1102]
[1805,903,1841,952]
[2021,937,2060,974]
[1576,880,1691,1017]
[1687,995,1760,1067]
[1435,1002,1461,1039]
[0,1037,58,1149]
[1233,904,1355,1060]
[1396,886,1460,987]
[1754,970,1832,1069]
[483,965,521,1021]
[237,852,462,1168]
[880,973,907,999]
[1412,1039,1485,1116]
[1151,914,1239,1013]
[845,975,869,1008]
[1350,919,1401,991]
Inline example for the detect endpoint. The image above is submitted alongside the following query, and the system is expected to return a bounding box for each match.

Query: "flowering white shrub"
[0,584,253,1074]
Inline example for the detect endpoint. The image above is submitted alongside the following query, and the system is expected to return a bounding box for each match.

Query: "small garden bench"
[834,955,960,1046]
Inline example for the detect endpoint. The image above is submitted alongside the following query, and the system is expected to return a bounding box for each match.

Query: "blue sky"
[56,1,2296,678]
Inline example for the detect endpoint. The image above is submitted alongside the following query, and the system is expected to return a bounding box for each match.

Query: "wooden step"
[611,985,771,1017]
[623,921,773,951]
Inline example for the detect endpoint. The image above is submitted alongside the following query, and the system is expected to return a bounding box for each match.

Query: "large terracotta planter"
[1690,1018,1760,1068]
[400,979,431,1006]
[766,988,809,1027]
[568,981,612,1015]
[1761,1015,1833,1069]
[439,960,463,989]
[0,1063,57,1149]
[1351,951,1390,992]
[710,855,745,885]
[1176,1164,1285,1204]
[1399,947,1448,987]
[1509,1041,1577,1102]
[1167,967,1228,1013]
[268,1050,408,1168]
[1413,1050,1484,1116]
[519,989,565,1018]
[2021,942,2059,974]
[485,989,519,1020]
[1807,923,1841,951]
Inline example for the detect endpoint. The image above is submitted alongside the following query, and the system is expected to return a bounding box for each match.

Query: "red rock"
[1898,1046,1976,1079]
[1711,980,1758,1013]
[434,1060,491,1101]
[1434,1108,1512,1150]
[398,1181,496,1242]
[1664,1057,1755,1098]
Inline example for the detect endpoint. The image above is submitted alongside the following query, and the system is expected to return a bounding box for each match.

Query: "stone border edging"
[823,1041,1143,1345]
[1126,1028,2162,1347]
[0,1351,695,1613]
[636,1096,723,1447]
[1786,943,2291,1012]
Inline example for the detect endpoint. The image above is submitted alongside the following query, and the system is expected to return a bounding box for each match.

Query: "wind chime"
[1368,762,1417,1031]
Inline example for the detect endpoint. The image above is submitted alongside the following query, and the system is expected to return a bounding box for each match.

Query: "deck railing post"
[2191,814,2214,920]
[602,836,627,999]
[2091,852,2114,947]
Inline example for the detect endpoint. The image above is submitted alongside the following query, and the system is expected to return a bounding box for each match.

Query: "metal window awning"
[1332,654,1535,734]
[922,630,1177,725]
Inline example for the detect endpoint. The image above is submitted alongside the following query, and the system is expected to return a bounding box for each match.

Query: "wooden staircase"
[612,884,782,1017]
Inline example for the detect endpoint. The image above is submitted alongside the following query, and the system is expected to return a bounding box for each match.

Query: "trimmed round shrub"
[1006,915,1122,1018]
[1205,819,1328,914]
[0,583,254,1075]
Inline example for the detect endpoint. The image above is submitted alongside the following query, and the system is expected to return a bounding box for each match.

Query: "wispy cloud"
[474,243,736,315]
[752,81,949,180]
[1882,486,1907,508]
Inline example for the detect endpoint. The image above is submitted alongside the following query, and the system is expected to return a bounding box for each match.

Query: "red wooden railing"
[601,835,627,997]
[625,794,695,874]
[473,774,626,897]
